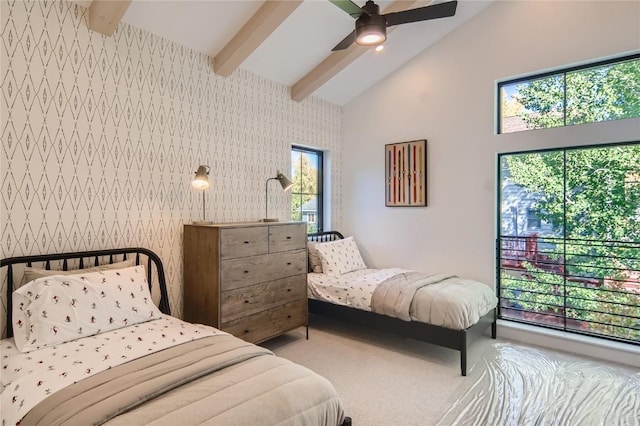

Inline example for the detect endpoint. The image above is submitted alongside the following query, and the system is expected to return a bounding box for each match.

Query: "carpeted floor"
[261,314,640,426]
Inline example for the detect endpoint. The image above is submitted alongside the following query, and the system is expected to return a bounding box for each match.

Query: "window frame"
[291,145,324,233]
[497,52,640,134]
[496,141,640,345]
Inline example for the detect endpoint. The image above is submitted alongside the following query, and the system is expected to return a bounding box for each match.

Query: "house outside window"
[497,142,640,345]
[291,146,323,233]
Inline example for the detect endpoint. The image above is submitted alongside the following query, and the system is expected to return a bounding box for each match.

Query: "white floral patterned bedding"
[308,268,497,330]
[308,268,411,311]
[12,266,163,353]
[1,316,224,426]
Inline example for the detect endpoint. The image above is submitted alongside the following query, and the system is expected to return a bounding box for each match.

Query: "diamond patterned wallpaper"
[0,0,343,336]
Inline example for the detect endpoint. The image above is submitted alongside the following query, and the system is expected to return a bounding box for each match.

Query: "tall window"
[498,142,640,344]
[498,53,640,134]
[291,146,323,233]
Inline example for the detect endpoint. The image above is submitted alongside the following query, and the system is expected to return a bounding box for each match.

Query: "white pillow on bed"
[18,258,136,287]
[12,266,163,353]
[315,236,367,276]
[307,241,324,273]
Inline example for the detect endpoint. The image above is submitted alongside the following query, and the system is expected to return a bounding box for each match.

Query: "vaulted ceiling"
[74,0,493,105]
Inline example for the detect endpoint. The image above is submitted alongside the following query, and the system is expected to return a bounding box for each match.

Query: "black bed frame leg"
[460,351,467,376]
[491,320,497,339]
[460,332,467,376]
[341,416,352,426]
[306,325,309,340]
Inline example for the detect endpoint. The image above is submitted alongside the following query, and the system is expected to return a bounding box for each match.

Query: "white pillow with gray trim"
[13,266,162,353]
[315,236,367,275]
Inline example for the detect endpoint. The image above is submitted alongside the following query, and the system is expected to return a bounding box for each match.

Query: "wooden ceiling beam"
[214,0,303,77]
[87,0,132,36]
[291,0,419,102]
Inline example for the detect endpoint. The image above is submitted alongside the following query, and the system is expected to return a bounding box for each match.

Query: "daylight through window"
[291,146,323,233]
[498,142,640,344]
[498,53,640,134]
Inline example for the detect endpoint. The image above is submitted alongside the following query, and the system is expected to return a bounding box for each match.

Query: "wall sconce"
[263,170,293,222]
[192,165,213,225]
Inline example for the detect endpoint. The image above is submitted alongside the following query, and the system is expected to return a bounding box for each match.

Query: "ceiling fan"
[329,0,458,51]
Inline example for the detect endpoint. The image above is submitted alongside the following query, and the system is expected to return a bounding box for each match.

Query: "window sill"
[497,319,640,369]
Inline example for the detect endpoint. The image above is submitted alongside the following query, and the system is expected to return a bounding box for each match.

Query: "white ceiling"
[76,0,494,106]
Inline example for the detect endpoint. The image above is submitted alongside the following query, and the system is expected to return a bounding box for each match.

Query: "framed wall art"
[385,139,427,207]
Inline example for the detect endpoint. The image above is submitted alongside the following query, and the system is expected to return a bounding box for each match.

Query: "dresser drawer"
[220,227,269,260]
[221,300,307,343]
[220,275,306,322]
[269,223,306,253]
[220,249,307,291]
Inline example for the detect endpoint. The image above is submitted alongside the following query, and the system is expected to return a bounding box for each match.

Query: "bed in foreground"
[1,247,347,426]
[307,231,498,376]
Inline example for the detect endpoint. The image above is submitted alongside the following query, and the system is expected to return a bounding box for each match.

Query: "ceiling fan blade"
[331,30,357,51]
[329,0,364,18]
[384,0,458,27]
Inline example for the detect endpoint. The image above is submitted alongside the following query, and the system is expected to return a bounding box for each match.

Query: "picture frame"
[385,140,427,207]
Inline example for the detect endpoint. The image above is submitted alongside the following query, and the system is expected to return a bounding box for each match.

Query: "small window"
[291,146,323,233]
[498,53,640,134]
[526,209,541,231]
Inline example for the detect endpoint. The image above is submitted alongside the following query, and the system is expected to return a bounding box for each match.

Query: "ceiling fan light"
[355,14,386,46]
[357,31,385,45]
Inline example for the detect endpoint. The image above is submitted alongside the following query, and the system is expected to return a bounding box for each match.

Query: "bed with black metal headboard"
[307,231,497,376]
[1,247,348,426]
[309,231,345,243]
[1,247,171,338]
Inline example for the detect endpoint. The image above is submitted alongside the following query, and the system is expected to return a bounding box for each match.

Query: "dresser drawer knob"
[287,315,292,319]
[287,289,291,292]
[244,241,249,244]
[286,236,291,239]
[244,270,249,274]
[244,329,250,334]
[286,262,291,265]
[244,300,249,303]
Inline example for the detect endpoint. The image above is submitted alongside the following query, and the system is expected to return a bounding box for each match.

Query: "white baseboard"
[497,320,640,369]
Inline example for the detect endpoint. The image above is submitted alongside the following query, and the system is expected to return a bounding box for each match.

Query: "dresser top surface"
[185,221,304,229]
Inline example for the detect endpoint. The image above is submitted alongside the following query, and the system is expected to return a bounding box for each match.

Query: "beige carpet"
[262,314,639,426]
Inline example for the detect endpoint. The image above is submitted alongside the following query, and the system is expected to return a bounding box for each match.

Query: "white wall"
[342,0,640,364]
[342,0,640,285]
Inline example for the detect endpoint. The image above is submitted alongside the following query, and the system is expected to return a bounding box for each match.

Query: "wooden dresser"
[183,222,308,343]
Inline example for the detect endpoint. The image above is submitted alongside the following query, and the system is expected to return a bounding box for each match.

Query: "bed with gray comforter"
[1,247,347,426]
